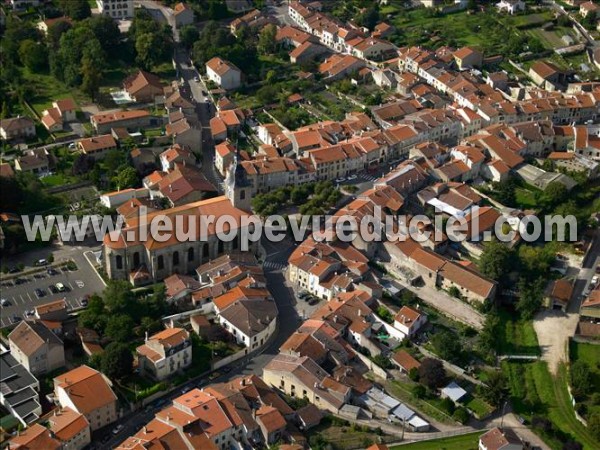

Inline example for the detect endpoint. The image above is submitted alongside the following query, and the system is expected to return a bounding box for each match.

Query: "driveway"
[533,310,579,375]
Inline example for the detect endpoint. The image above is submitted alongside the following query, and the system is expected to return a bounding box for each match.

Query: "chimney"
[145,331,148,342]
[143,426,147,434]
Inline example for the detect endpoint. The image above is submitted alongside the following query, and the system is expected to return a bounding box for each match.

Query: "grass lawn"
[23,70,88,116]
[41,173,78,187]
[306,417,396,449]
[464,395,494,419]
[569,340,600,417]
[390,431,480,450]
[502,360,599,450]
[515,187,538,209]
[495,310,540,356]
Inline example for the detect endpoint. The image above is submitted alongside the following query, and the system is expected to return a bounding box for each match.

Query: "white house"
[206,57,242,90]
[96,0,134,18]
[393,306,427,337]
[496,0,525,14]
[136,327,192,381]
[99,187,150,209]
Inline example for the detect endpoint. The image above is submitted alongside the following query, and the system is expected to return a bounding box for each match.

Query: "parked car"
[1,299,10,307]
[34,288,45,298]
[335,177,346,183]
[15,278,27,285]
[49,285,59,294]
[47,268,58,276]
[35,259,47,266]
[8,267,21,274]
[347,174,357,181]
[307,297,319,306]
[112,424,124,435]
[55,282,66,292]
[12,314,21,323]
[298,291,310,299]
[80,298,88,307]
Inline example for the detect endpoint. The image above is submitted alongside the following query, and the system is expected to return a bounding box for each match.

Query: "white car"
[347,174,357,181]
[0,298,9,307]
[55,282,66,292]
[112,424,124,435]
[335,177,346,183]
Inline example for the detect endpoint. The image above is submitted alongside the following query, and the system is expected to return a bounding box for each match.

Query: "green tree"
[112,166,139,190]
[105,314,135,342]
[418,358,446,390]
[258,24,277,55]
[479,371,508,407]
[516,277,545,319]
[432,331,462,362]
[47,20,73,49]
[542,182,568,208]
[100,342,133,380]
[478,313,500,361]
[570,360,593,398]
[453,407,470,424]
[81,56,102,101]
[83,15,121,52]
[102,280,135,313]
[18,40,48,72]
[180,25,199,49]
[478,239,513,283]
[588,412,600,441]
[58,0,91,20]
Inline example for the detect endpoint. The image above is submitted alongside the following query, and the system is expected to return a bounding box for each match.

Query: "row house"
[117,374,297,449]
[263,354,351,414]
[287,237,370,301]
[8,408,91,450]
[383,240,497,304]
[240,156,316,195]
[91,110,153,134]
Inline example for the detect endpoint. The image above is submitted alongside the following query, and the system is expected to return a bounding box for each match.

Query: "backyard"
[390,431,480,450]
[569,340,600,418]
[306,416,396,450]
[495,310,541,356]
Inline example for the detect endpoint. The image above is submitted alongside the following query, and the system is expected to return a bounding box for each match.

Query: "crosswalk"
[262,261,287,271]
[357,173,378,182]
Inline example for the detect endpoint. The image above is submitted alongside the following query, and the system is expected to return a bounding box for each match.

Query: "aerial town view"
[0,0,599,449]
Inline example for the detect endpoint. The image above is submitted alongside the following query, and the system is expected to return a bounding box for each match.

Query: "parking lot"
[0,250,106,328]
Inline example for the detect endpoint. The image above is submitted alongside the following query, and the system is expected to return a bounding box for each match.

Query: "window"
[187,247,194,262]
[217,240,224,254]
[240,189,246,200]
[133,252,140,268]
[202,243,209,259]
[116,255,123,270]
[157,255,164,270]
[173,251,180,266]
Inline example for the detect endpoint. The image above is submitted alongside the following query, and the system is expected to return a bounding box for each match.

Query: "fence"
[354,351,389,379]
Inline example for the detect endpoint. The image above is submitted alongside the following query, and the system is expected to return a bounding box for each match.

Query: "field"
[527,27,575,49]
[306,417,397,449]
[569,340,600,417]
[390,431,480,450]
[502,360,599,450]
[495,310,541,356]
[22,70,88,116]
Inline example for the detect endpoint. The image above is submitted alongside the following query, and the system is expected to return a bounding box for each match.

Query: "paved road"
[569,228,600,314]
[0,244,105,328]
